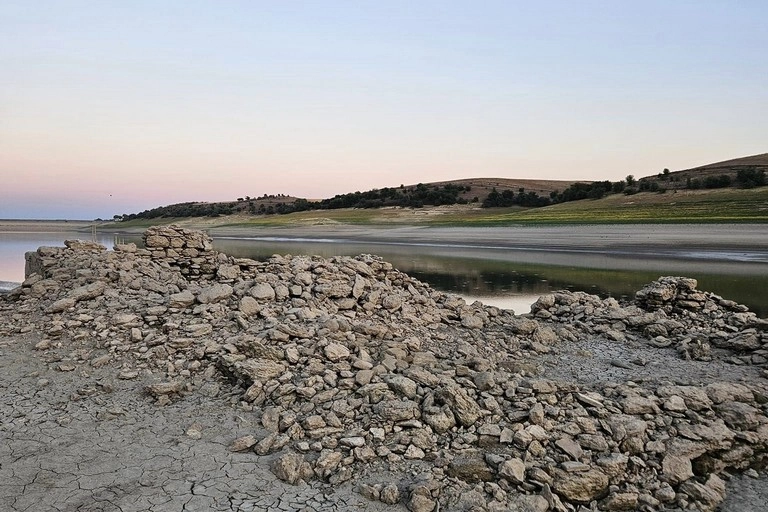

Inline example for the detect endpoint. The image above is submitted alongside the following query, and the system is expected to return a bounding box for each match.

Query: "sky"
[1,1,767,219]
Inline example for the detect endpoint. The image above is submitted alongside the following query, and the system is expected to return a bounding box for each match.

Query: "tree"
[625,175,636,187]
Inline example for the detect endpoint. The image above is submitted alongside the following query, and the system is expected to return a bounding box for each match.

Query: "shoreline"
[3,218,768,252]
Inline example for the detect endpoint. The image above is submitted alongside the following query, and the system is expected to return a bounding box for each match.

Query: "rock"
[679,474,726,510]
[474,371,495,391]
[600,492,639,511]
[339,436,366,448]
[324,342,350,362]
[169,290,195,308]
[498,458,526,484]
[461,312,484,329]
[507,317,539,335]
[621,394,659,415]
[9,228,768,512]
[552,467,609,504]
[555,437,583,461]
[197,283,233,304]
[408,492,436,512]
[715,401,762,430]
[662,440,707,484]
[380,483,401,505]
[229,435,257,452]
[529,402,545,425]
[386,375,418,399]
[64,239,106,251]
[238,296,260,317]
[145,380,185,396]
[233,359,285,382]
[374,399,419,422]
[404,445,425,459]
[447,451,494,483]
[663,395,688,412]
[436,384,481,427]
[271,452,312,485]
[250,282,276,300]
[217,264,240,280]
[47,297,76,313]
[382,294,403,311]
[315,450,343,478]
[68,282,106,302]
[705,382,754,404]
[423,406,456,434]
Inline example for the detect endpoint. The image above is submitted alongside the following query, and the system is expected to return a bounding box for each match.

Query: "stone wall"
[142,225,218,280]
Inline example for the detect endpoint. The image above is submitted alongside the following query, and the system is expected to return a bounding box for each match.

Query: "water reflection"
[1,233,766,318]
[213,238,768,317]
[0,232,134,285]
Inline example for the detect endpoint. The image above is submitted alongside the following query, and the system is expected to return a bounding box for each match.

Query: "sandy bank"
[0,219,96,232]
[203,223,768,253]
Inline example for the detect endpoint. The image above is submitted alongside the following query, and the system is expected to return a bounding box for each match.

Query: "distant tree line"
[482,187,552,207]
[313,183,472,210]
[117,168,768,221]
[119,184,474,220]
[119,201,238,221]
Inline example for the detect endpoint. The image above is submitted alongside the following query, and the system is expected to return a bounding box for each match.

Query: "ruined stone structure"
[143,224,218,280]
[3,227,768,512]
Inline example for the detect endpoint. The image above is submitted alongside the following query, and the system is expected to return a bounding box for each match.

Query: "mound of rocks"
[531,277,768,365]
[2,226,767,512]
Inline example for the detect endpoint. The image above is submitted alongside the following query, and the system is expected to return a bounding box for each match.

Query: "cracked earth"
[0,334,391,512]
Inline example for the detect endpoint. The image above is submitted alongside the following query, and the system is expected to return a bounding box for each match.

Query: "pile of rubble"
[2,225,767,512]
[531,278,768,365]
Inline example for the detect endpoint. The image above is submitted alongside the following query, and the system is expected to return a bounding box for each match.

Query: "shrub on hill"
[735,168,766,188]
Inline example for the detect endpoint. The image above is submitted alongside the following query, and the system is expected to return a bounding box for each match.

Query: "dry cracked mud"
[0,333,392,512]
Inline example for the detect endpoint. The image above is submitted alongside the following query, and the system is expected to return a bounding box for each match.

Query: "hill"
[640,152,768,190]
[119,178,579,222]
[419,177,579,200]
[115,153,766,224]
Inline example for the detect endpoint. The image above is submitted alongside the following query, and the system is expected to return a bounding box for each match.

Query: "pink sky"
[2,1,766,219]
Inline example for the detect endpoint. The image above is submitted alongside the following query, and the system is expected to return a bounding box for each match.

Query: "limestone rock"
[552,467,609,504]
[498,458,526,484]
[271,452,312,485]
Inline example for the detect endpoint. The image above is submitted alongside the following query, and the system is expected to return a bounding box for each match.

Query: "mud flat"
[0,219,96,232]
[1,226,767,511]
[204,224,768,256]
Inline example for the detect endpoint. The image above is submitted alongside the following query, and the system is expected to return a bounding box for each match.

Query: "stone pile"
[2,228,767,512]
[531,278,768,366]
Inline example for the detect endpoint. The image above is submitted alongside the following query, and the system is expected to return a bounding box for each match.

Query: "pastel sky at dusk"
[2,1,767,219]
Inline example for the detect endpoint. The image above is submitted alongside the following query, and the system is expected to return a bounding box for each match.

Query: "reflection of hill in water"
[405,269,579,296]
[212,239,768,318]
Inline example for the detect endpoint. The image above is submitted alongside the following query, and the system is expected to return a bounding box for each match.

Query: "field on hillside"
[109,186,768,230]
[468,187,768,224]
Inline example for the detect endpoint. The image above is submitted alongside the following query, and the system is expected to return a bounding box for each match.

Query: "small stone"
[229,435,257,452]
[324,342,350,362]
[498,458,526,484]
[404,445,425,459]
[380,483,401,505]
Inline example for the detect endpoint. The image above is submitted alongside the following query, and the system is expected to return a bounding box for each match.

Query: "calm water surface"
[2,231,767,317]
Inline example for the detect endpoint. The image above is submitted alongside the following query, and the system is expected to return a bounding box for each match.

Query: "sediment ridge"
[1,225,767,511]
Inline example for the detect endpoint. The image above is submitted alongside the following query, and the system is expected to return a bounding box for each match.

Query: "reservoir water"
[2,230,767,317]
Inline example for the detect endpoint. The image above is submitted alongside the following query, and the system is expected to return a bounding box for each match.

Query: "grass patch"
[433,187,768,225]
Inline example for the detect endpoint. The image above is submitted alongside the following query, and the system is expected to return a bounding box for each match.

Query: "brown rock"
[552,467,609,504]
